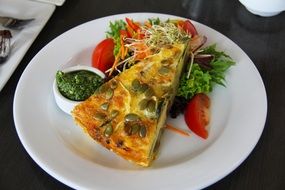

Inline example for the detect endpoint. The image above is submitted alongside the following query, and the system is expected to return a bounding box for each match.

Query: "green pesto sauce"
[56,70,103,101]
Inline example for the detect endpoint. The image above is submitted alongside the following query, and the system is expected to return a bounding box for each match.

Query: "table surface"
[1,0,285,189]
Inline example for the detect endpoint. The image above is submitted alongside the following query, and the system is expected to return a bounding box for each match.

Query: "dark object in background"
[0,30,12,64]
[0,16,34,30]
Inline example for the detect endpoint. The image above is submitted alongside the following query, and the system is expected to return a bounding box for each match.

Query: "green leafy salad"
[170,44,235,117]
[178,45,235,99]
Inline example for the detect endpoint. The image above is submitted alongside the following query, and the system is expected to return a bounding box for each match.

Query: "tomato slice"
[184,93,210,139]
[92,38,115,73]
[178,20,198,37]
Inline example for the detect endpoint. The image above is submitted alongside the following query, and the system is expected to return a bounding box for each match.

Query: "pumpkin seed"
[139,83,149,93]
[105,88,114,99]
[139,125,147,138]
[110,80,118,89]
[156,99,165,115]
[158,66,170,75]
[131,124,140,135]
[125,113,140,122]
[161,58,173,65]
[131,79,141,91]
[110,110,119,118]
[145,87,154,98]
[100,102,109,111]
[93,112,106,121]
[139,99,149,110]
[104,123,113,137]
[146,99,156,112]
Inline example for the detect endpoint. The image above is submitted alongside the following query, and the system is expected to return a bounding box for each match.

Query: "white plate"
[0,0,55,91]
[13,13,267,190]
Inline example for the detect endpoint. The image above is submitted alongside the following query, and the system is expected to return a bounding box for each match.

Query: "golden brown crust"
[72,43,187,166]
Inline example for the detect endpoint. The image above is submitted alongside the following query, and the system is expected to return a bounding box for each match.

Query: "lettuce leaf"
[177,44,235,100]
[177,64,212,100]
[106,20,126,56]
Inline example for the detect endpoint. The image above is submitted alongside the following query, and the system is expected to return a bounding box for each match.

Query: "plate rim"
[13,12,267,190]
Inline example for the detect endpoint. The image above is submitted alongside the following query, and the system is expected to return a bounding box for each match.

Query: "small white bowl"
[53,65,105,115]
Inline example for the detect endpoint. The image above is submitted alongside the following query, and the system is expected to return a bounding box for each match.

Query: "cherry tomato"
[184,93,210,139]
[92,38,115,73]
[178,20,198,36]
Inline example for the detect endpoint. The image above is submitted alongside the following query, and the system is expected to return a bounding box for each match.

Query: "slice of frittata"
[72,42,189,166]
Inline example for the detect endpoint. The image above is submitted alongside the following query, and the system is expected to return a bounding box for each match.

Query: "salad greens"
[177,64,212,100]
[204,44,235,86]
[148,18,160,25]
[177,44,235,100]
[106,20,126,56]
[170,44,235,118]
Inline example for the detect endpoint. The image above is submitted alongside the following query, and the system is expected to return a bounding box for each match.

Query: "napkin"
[0,0,55,91]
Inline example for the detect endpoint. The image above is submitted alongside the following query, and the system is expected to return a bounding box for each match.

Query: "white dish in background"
[13,13,267,190]
[0,0,55,91]
[53,65,105,115]
[239,0,285,17]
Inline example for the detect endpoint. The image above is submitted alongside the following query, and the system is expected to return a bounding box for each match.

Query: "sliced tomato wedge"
[92,38,115,73]
[178,19,198,37]
[184,93,210,139]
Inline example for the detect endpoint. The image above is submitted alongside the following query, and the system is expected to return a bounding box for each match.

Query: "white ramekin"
[53,65,105,115]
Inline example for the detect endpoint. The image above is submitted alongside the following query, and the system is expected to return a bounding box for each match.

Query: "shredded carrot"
[123,47,128,59]
[137,29,145,40]
[121,47,125,60]
[144,21,152,28]
[108,48,122,76]
[134,22,141,27]
[165,124,190,137]
[126,25,134,37]
[120,40,125,60]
